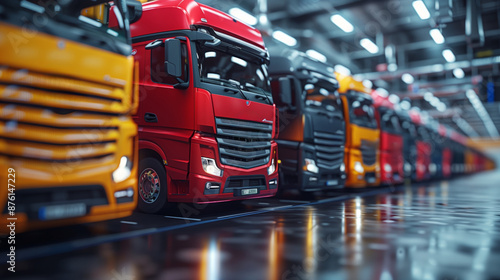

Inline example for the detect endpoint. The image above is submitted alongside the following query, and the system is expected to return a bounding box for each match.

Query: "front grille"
[313,131,344,169]
[0,67,125,164]
[223,175,267,193]
[215,117,272,169]
[2,185,108,219]
[360,140,377,166]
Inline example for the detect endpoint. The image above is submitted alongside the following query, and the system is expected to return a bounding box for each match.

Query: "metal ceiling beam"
[357,54,500,80]
[453,115,481,138]
[348,29,500,60]
[465,89,499,138]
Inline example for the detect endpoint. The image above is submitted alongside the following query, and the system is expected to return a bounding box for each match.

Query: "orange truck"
[0,0,142,232]
[335,73,380,187]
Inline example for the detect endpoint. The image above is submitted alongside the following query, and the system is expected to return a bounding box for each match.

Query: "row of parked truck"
[0,0,494,232]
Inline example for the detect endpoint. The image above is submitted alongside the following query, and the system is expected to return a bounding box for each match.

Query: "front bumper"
[345,149,381,188]
[0,121,138,233]
[278,141,345,192]
[168,133,278,203]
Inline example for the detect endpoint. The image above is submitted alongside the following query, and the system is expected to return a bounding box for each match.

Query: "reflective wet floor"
[2,169,500,280]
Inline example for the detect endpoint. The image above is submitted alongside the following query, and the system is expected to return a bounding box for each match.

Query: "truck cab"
[0,0,141,232]
[371,89,404,185]
[409,109,432,181]
[396,109,418,181]
[439,125,452,179]
[268,50,346,192]
[427,120,444,180]
[131,0,278,213]
[336,73,380,187]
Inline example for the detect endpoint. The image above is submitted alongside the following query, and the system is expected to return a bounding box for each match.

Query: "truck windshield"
[304,81,343,114]
[400,118,417,138]
[3,0,131,55]
[197,44,271,95]
[347,93,377,128]
[379,108,402,134]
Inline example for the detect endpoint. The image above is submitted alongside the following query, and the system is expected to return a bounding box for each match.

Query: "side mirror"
[278,77,292,106]
[126,0,142,24]
[164,39,182,77]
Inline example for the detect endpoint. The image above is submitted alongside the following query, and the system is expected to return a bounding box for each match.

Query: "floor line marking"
[164,216,201,221]
[217,210,265,219]
[120,221,138,225]
[279,200,311,204]
[260,205,293,211]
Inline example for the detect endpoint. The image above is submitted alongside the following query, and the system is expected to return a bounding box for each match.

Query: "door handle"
[144,112,158,123]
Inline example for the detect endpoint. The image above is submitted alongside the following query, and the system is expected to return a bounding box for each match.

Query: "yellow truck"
[336,73,381,187]
[0,0,141,232]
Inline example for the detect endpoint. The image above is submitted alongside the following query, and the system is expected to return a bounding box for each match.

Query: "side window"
[270,76,297,108]
[151,42,189,85]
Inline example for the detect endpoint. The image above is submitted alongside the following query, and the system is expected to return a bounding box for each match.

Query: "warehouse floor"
[2,166,500,279]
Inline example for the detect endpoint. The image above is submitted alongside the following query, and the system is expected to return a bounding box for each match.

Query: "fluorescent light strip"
[442,49,455,62]
[429,29,445,44]
[466,89,499,138]
[453,68,465,79]
[401,73,414,84]
[272,30,297,47]
[229,7,257,26]
[330,14,354,33]
[360,38,379,54]
[306,49,327,63]
[412,0,430,20]
[453,116,479,138]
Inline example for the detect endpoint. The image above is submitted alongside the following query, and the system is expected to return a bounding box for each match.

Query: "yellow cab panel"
[335,72,380,187]
[0,1,140,232]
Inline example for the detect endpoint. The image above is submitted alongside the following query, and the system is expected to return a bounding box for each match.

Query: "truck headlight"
[354,162,364,173]
[340,163,345,172]
[268,158,276,175]
[384,163,392,172]
[404,162,411,172]
[112,156,133,183]
[202,157,222,177]
[429,163,437,173]
[304,158,319,174]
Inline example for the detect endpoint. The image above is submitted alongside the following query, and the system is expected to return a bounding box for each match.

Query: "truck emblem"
[131,49,137,55]
[246,101,250,106]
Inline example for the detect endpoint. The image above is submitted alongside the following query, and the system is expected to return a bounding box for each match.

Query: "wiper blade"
[201,77,248,100]
[242,84,272,105]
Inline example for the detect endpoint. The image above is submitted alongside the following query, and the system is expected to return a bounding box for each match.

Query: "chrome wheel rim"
[139,168,161,204]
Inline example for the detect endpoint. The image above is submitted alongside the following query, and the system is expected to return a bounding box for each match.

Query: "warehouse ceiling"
[197,0,500,139]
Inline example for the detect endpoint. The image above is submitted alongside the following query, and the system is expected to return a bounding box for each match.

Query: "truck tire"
[137,157,169,214]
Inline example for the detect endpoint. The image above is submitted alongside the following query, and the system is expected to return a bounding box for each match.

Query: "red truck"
[130,0,278,213]
[439,125,452,179]
[371,89,404,185]
[409,109,431,181]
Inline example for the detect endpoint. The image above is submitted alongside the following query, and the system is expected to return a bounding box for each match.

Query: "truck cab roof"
[131,0,265,51]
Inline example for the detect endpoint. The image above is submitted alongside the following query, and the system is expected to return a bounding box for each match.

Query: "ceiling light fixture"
[429,28,445,44]
[228,8,257,26]
[412,0,430,20]
[306,49,327,63]
[330,14,354,33]
[360,38,379,54]
[272,30,297,47]
[442,49,456,62]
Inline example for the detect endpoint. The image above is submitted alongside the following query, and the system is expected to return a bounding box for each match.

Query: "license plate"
[367,177,376,183]
[326,180,338,186]
[39,203,87,221]
[241,188,258,195]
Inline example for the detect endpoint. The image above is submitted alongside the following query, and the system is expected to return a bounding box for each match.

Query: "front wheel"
[137,157,169,214]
